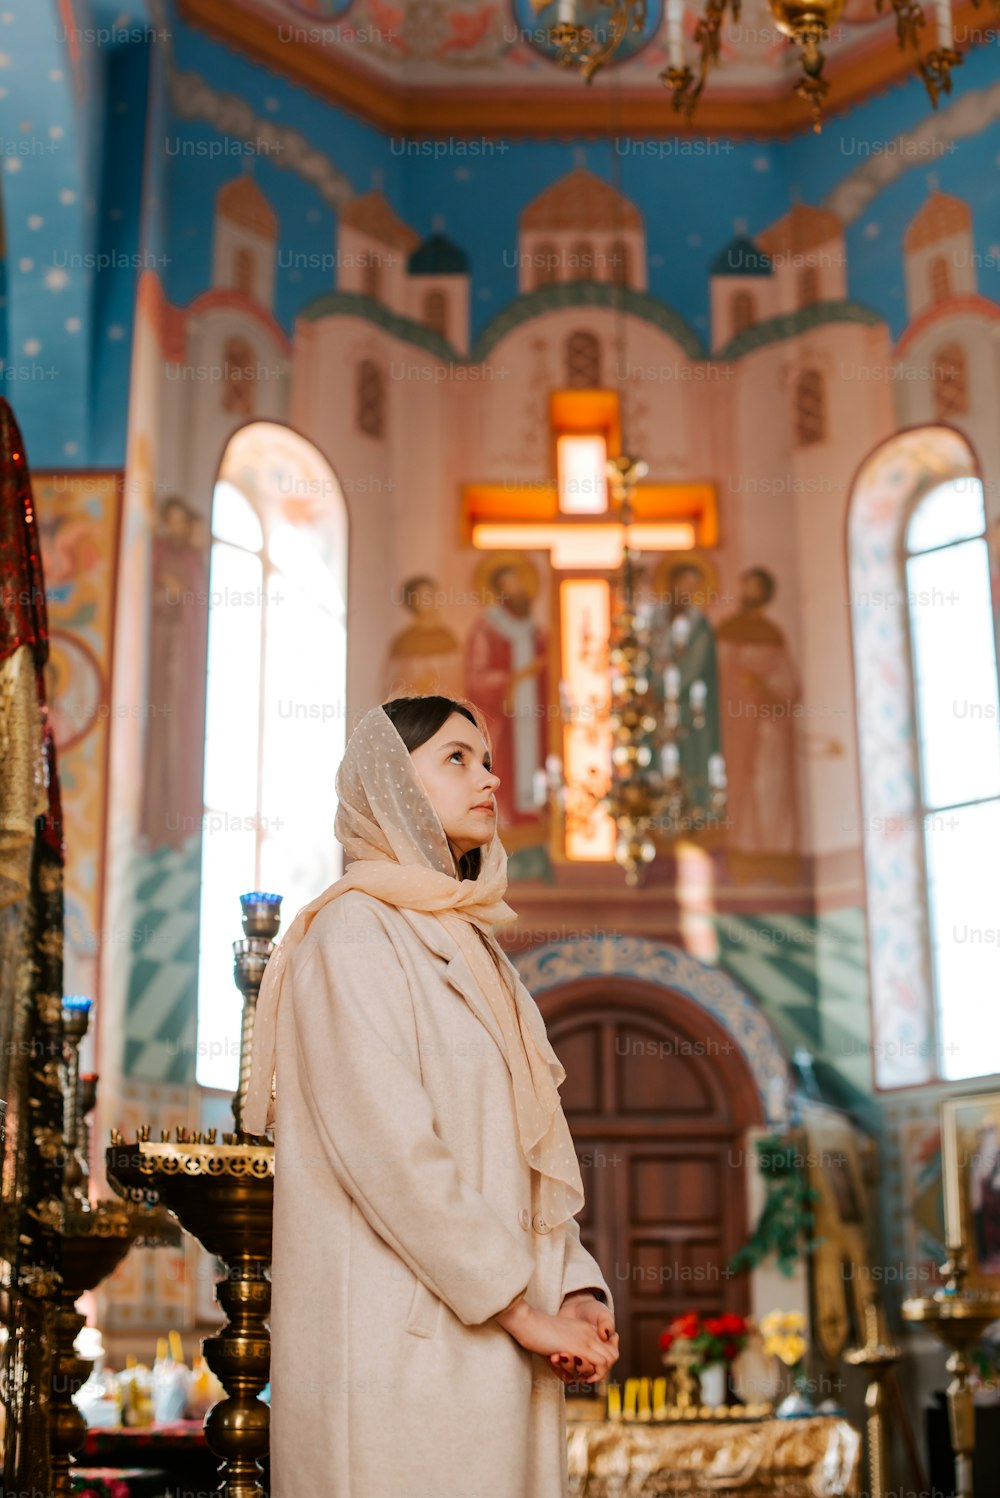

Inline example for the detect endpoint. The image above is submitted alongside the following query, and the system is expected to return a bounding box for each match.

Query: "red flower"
[669,1312,700,1341]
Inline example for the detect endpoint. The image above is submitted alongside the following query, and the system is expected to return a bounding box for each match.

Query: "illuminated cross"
[461,389,718,863]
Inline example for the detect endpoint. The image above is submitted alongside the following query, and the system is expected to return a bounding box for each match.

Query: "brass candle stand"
[106,892,282,1498]
[902,1246,1000,1498]
[51,1199,156,1494]
[843,1300,901,1498]
[51,997,179,1497]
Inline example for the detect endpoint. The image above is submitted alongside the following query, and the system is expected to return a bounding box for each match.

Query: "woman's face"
[409,711,501,860]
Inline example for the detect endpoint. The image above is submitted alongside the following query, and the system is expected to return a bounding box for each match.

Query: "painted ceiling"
[180,0,986,133]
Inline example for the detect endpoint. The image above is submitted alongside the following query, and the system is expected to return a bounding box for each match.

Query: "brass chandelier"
[538,454,728,886]
[531,0,969,130]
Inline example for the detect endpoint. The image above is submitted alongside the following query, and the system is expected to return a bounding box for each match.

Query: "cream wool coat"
[268,888,613,1498]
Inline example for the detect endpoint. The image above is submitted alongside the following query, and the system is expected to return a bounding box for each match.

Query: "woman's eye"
[449,750,463,763]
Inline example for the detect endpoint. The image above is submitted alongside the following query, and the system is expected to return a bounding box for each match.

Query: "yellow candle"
[607,1383,622,1420]
[638,1377,652,1419]
[623,1377,638,1419]
[653,1377,667,1417]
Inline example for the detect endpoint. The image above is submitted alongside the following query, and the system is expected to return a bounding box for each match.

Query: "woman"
[244,696,619,1498]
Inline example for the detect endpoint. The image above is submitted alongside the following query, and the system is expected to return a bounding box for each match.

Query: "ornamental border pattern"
[512,934,793,1127]
[297,285,883,366]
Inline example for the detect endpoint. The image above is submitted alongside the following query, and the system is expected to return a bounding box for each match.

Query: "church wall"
[19,0,1000,1354]
[896,311,1000,479]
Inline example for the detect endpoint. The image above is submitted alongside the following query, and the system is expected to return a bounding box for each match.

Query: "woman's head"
[381,696,501,879]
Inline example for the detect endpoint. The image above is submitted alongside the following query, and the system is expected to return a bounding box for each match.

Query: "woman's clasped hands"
[495,1292,620,1385]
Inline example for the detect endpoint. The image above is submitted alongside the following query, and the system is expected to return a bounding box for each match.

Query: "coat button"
[532,1213,550,1234]
[518,1208,530,1230]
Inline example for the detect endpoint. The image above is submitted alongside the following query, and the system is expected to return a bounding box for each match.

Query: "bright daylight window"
[196,427,347,1091]
[905,476,1000,1080]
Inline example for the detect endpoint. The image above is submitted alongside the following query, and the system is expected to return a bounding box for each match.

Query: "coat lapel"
[396,906,509,1059]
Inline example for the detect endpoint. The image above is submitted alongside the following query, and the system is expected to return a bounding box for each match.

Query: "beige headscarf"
[243,701,584,1231]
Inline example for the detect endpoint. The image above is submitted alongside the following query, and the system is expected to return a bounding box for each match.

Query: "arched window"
[570,241,596,281]
[197,422,348,1090]
[798,265,820,307]
[362,256,381,301]
[930,255,951,304]
[849,428,1000,1086]
[565,330,601,388]
[233,247,255,298]
[423,288,448,340]
[533,241,558,288]
[794,368,825,446]
[222,337,256,416]
[356,359,385,438]
[610,239,630,285]
[933,342,969,419]
[730,291,755,337]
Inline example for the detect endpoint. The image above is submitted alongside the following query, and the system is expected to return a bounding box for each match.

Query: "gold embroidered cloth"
[566,1415,860,1497]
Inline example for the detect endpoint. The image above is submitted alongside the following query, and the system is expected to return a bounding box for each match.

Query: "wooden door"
[540,977,764,1380]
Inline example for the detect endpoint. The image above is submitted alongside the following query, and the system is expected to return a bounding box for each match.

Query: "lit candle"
[545,752,563,783]
[533,768,549,808]
[661,742,680,779]
[935,0,953,49]
[708,753,727,789]
[690,679,707,714]
[664,665,681,700]
[556,0,577,25]
[667,0,685,68]
[671,613,691,648]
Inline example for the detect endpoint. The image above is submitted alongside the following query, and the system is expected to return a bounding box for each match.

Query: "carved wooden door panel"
[541,978,763,1380]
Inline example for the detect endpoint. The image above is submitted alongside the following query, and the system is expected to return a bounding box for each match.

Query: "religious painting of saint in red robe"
[140,496,210,850]
[464,560,548,832]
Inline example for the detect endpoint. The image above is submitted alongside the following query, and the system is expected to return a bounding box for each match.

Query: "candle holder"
[843,1300,901,1498]
[49,997,178,1496]
[902,1245,1000,1498]
[106,891,282,1498]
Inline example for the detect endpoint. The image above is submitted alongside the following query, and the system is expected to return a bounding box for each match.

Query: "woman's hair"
[380,694,515,998]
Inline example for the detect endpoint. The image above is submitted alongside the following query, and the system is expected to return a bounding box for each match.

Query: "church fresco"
[32,472,121,1006]
[141,495,210,853]
[716,567,802,882]
[7,4,1000,1344]
[464,552,550,840]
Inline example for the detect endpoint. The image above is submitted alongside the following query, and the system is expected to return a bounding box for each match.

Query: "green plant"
[728,1134,820,1277]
